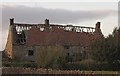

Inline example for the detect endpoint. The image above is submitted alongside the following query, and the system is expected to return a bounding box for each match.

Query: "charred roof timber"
[10,18,101,33]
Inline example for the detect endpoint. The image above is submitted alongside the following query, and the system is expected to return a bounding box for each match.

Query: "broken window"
[28,50,34,56]
[17,31,26,44]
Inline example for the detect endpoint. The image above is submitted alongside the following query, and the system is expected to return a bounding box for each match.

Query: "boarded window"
[28,50,34,56]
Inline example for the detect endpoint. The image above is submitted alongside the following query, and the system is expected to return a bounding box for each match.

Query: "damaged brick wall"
[4,26,13,60]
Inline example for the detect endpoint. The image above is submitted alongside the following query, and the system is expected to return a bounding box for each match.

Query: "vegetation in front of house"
[35,45,66,69]
[90,26,120,71]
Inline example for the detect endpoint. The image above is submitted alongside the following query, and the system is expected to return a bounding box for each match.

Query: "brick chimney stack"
[10,18,14,25]
[45,19,50,31]
[45,19,49,26]
[94,21,104,39]
[95,22,100,32]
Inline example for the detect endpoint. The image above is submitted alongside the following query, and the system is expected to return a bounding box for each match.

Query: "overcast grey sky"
[0,2,118,50]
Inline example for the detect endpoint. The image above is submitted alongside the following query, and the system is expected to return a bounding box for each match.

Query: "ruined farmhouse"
[4,18,103,61]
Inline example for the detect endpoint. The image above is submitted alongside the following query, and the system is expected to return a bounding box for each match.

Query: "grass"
[83,71,119,74]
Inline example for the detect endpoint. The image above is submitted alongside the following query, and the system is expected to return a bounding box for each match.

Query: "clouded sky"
[0,1,118,50]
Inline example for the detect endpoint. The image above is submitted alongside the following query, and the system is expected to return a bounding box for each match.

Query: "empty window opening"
[17,31,26,44]
[28,50,34,56]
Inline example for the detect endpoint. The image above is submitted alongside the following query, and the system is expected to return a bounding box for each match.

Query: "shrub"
[35,45,66,69]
